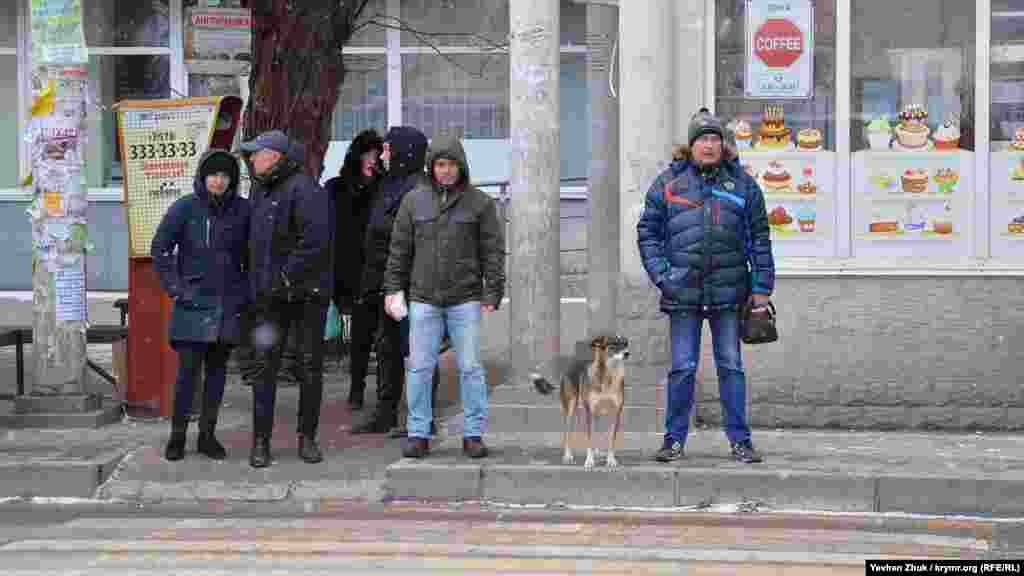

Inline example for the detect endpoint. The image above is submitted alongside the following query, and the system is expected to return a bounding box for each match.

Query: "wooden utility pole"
[24,1,91,406]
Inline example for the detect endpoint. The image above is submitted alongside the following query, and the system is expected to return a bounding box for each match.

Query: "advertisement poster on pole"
[745,0,814,100]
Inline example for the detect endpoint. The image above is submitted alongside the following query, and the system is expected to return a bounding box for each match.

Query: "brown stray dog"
[532,335,630,469]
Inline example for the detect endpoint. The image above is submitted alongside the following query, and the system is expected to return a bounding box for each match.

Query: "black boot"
[164,418,188,461]
[197,423,227,460]
[352,411,396,435]
[298,434,323,463]
[249,434,272,468]
[197,390,226,460]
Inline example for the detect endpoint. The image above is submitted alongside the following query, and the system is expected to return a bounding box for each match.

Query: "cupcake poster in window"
[892,104,932,151]
[753,105,795,151]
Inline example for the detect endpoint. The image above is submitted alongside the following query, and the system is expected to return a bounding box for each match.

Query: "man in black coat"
[324,129,384,411]
[151,149,250,462]
[242,130,331,468]
[350,126,428,434]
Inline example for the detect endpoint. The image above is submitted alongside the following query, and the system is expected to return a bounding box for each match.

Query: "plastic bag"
[325,301,343,340]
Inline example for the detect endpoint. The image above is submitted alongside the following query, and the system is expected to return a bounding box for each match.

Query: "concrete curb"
[383,460,1024,518]
[0,449,127,499]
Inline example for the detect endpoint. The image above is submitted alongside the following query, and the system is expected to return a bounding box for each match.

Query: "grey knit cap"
[687,107,725,147]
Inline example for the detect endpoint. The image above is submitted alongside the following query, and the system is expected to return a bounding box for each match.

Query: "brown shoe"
[462,437,489,459]
[402,437,430,459]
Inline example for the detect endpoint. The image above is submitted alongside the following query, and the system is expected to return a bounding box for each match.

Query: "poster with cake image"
[989,151,1024,244]
[853,149,969,241]
[739,152,833,240]
[729,106,825,153]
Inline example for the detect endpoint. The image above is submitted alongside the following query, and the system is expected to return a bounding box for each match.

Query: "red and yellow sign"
[753,18,805,69]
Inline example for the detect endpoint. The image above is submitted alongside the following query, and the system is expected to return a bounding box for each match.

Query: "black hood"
[385,126,428,179]
[340,129,384,186]
[193,149,241,203]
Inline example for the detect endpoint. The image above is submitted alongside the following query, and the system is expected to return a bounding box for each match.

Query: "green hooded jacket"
[383,136,506,309]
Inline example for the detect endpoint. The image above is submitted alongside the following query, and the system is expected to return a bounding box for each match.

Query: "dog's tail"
[531,372,555,395]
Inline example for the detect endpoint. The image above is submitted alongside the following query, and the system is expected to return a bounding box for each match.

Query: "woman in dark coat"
[151,149,250,461]
[324,129,384,411]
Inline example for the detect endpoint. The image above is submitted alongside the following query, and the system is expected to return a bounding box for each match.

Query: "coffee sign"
[745,0,814,99]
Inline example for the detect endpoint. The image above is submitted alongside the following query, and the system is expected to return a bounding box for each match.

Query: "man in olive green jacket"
[383,135,505,459]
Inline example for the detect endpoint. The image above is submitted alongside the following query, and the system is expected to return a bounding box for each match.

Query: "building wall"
[611,0,1024,432]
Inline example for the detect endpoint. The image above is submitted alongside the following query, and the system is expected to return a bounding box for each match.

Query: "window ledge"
[776,261,1024,277]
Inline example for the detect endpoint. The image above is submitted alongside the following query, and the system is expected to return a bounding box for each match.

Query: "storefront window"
[716,0,836,149]
[561,53,588,180]
[349,0,386,47]
[990,0,1024,257]
[334,55,388,139]
[1,1,15,48]
[715,0,836,257]
[402,54,509,182]
[83,0,170,47]
[850,0,974,258]
[401,0,508,48]
[86,55,171,188]
[402,54,509,139]
[561,0,586,46]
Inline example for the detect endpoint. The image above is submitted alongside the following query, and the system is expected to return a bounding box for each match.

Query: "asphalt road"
[0,500,994,575]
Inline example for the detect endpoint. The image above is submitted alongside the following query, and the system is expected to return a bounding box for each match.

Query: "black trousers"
[349,294,403,423]
[347,298,377,403]
[172,342,231,425]
[252,299,328,438]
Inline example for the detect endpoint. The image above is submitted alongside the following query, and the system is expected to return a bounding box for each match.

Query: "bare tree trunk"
[245,0,359,181]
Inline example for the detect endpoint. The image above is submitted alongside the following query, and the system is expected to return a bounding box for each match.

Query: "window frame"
[706,0,1023,275]
[1,0,182,201]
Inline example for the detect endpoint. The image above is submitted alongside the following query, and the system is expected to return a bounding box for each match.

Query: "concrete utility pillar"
[509,0,560,385]
[619,0,675,283]
[586,3,619,338]
[617,0,676,416]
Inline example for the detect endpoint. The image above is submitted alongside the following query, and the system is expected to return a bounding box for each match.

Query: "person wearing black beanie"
[151,148,249,462]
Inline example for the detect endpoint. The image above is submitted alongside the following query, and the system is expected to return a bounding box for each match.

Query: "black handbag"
[740,300,778,345]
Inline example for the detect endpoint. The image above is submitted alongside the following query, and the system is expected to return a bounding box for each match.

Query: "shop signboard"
[115,97,233,258]
[185,6,252,62]
[745,0,814,100]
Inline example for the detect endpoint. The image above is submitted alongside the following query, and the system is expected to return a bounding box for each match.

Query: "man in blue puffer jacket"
[637,108,775,464]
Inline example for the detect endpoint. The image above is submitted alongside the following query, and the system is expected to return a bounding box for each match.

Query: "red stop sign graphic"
[754,18,804,68]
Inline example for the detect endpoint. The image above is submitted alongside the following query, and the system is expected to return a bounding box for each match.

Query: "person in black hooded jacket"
[350,126,428,434]
[323,129,384,411]
[151,149,249,462]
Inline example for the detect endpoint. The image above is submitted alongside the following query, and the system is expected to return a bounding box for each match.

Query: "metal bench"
[0,325,129,398]
[113,298,129,327]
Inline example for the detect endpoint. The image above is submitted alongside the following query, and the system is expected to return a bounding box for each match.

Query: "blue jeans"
[406,301,487,439]
[665,309,751,445]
